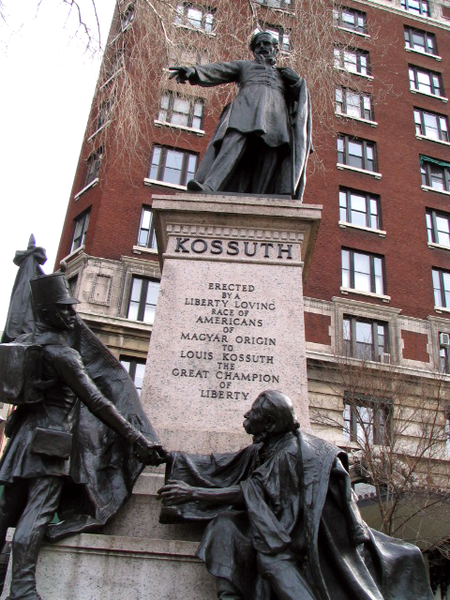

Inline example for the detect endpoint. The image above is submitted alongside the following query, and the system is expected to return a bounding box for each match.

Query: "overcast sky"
[0,0,115,330]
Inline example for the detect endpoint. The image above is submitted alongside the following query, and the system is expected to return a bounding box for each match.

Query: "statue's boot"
[216,578,244,600]
[6,478,62,600]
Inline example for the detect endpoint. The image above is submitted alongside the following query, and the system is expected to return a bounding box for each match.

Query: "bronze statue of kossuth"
[170,31,312,199]
[159,391,433,600]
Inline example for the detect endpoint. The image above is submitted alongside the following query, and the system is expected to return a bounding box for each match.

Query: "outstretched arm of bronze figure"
[158,479,243,506]
[168,66,196,83]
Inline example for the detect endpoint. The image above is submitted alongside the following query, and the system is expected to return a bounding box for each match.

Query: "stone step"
[1,533,217,600]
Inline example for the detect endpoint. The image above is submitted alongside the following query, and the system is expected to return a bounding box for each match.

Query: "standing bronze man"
[170,31,312,198]
[0,273,165,600]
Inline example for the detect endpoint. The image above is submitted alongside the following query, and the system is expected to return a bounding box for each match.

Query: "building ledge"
[132,245,158,256]
[421,184,450,196]
[154,120,205,136]
[74,178,99,201]
[428,242,450,251]
[340,287,390,303]
[410,88,448,103]
[338,221,386,236]
[335,113,378,127]
[405,46,442,61]
[434,306,450,314]
[334,66,374,81]
[336,163,382,179]
[416,133,450,147]
[87,122,111,143]
[143,178,187,191]
[336,26,370,38]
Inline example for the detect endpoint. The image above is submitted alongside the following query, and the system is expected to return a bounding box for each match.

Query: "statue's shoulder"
[300,431,342,460]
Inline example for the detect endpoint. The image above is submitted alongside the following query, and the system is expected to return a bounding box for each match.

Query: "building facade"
[56,0,450,592]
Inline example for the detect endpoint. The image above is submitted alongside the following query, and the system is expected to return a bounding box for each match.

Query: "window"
[85,147,103,186]
[439,333,450,372]
[104,49,124,81]
[414,109,449,142]
[432,268,450,308]
[175,3,215,32]
[343,316,388,361]
[158,92,204,130]
[149,146,198,187]
[71,210,90,253]
[137,208,158,250]
[261,23,291,52]
[426,209,450,246]
[337,135,377,172]
[401,0,430,16]
[255,0,292,7]
[333,6,367,34]
[421,156,450,191]
[343,394,391,445]
[334,46,370,76]
[404,27,437,55]
[409,66,443,97]
[127,277,159,324]
[121,357,146,395]
[336,87,373,120]
[97,98,114,130]
[342,249,384,294]
[120,4,135,29]
[339,188,381,229]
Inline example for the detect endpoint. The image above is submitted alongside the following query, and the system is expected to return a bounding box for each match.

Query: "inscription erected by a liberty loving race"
[172,282,280,400]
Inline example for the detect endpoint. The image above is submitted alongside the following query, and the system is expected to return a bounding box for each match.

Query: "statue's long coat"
[162,431,432,600]
[188,60,312,198]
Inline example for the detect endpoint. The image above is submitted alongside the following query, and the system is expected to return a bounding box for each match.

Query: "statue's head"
[249,31,279,64]
[243,390,299,438]
[30,273,79,331]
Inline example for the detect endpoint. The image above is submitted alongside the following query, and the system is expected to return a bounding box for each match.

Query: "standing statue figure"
[169,31,312,199]
[159,391,433,600]
[0,271,166,600]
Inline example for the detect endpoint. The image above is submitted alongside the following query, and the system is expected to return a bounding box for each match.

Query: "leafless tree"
[309,356,450,556]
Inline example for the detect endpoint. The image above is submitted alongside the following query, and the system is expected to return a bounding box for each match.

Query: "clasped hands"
[134,436,168,466]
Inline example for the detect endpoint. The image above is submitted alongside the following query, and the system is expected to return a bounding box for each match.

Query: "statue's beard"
[254,53,276,66]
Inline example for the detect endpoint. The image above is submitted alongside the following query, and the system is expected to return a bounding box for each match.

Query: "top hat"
[30,273,79,311]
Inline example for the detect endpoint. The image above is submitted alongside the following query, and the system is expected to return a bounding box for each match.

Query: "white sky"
[0,0,115,331]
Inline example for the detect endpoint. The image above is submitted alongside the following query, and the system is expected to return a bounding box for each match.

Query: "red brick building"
[56,0,450,585]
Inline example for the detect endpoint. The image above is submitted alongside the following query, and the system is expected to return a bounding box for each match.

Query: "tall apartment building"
[55,0,450,592]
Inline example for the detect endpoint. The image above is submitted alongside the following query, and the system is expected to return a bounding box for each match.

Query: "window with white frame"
[175,3,215,32]
[401,0,430,16]
[255,0,292,7]
[335,87,373,120]
[333,6,367,34]
[426,209,450,246]
[342,249,384,295]
[343,393,391,445]
[339,188,381,229]
[121,356,146,395]
[262,23,291,52]
[137,207,158,250]
[414,109,449,142]
[149,145,198,187]
[85,147,103,186]
[343,316,388,361]
[158,92,204,130]
[421,156,450,191]
[337,135,377,172]
[127,277,160,324]
[334,46,370,76]
[404,27,437,55]
[439,333,450,373]
[97,98,114,130]
[432,268,450,308]
[120,4,135,29]
[71,210,90,253]
[409,66,444,97]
